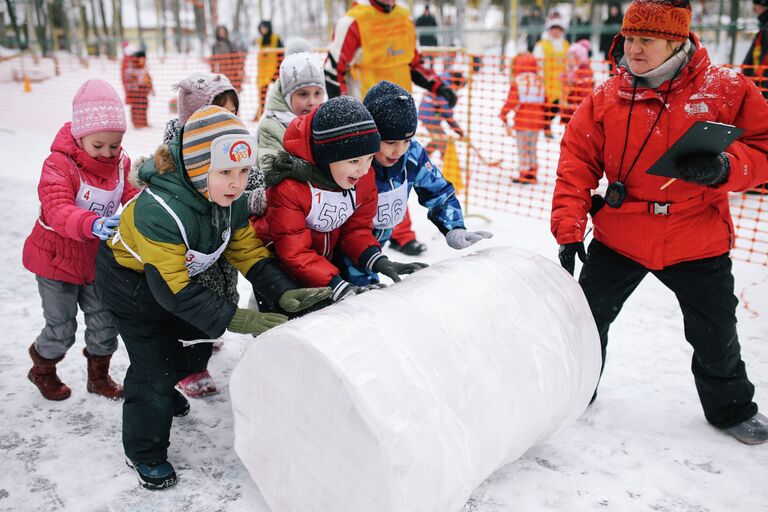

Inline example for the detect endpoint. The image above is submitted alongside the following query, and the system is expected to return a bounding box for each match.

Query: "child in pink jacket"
[22,79,138,401]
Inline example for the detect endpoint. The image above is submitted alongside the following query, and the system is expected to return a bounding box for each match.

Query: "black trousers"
[95,245,212,462]
[579,240,757,429]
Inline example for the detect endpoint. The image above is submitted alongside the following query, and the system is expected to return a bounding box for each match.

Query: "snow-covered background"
[0,56,767,511]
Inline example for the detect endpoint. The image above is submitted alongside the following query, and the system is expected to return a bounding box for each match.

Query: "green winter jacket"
[109,132,296,337]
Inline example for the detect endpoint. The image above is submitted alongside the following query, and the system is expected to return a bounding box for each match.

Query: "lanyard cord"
[615,59,685,184]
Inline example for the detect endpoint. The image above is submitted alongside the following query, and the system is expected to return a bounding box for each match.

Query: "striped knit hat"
[622,0,691,42]
[311,96,380,165]
[182,105,256,199]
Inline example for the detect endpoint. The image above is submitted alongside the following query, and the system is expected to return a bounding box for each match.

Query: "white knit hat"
[279,38,325,113]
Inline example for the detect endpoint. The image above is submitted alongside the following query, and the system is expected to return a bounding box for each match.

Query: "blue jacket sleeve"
[407,141,466,235]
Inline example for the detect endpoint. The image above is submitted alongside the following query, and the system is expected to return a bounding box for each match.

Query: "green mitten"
[278,287,333,313]
[228,308,288,335]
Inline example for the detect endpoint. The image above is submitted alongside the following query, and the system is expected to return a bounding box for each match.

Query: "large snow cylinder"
[230,247,601,512]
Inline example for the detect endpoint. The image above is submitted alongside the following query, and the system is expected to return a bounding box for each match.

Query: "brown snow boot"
[28,343,71,401]
[83,348,124,400]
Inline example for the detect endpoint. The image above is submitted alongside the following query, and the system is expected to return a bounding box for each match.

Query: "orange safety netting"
[2,49,766,266]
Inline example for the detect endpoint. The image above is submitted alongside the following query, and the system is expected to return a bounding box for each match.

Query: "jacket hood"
[137,131,212,213]
[51,123,123,178]
[282,106,319,165]
[265,80,291,113]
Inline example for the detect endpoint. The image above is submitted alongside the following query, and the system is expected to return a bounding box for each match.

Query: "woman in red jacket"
[22,79,139,401]
[551,0,768,444]
[262,96,427,302]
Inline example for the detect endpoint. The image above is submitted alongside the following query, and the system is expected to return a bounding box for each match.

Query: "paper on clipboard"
[645,121,743,178]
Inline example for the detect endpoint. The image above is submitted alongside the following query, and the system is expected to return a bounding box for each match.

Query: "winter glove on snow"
[92,214,121,240]
[675,152,730,186]
[437,84,458,108]
[373,257,429,283]
[278,287,333,313]
[228,308,288,335]
[558,242,587,276]
[445,228,494,250]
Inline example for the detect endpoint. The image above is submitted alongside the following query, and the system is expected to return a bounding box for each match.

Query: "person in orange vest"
[742,0,768,195]
[254,20,283,121]
[324,0,457,256]
[533,17,569,138]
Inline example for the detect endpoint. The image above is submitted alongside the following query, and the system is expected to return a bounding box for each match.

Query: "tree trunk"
[88,0,101,55]
[134,0,143,45]
[112,0,123,39]
[5,0,27,48]
[155,0,166,54]
[170,0,181,52]
[33,0,50,55]
[193,2,206,51]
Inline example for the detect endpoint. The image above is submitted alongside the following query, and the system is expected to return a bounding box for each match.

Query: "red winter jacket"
[552,35,768,270]
[261,109,381,288]
[22,123,138,284]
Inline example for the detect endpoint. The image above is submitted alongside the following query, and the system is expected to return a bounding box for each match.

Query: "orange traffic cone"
[23,74,31,93]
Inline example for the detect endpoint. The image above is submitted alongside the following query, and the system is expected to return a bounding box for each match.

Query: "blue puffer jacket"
[339,139,466,284]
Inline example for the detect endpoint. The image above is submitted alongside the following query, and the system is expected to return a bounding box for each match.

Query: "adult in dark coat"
[520,6,545,53]
[415,5,439,48]
[599,1,624,61]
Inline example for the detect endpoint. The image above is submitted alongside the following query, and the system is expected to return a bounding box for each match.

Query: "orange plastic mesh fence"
[1,50,765,266]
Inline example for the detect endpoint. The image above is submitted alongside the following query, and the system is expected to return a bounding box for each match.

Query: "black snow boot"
[723,412,768,445]
[126,458,177,490]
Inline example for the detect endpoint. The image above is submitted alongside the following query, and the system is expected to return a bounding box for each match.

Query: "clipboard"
[645,121,743,178]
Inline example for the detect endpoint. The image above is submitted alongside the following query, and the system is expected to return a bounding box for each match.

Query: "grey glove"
[278,287,333,313]
[332,282,386,302]
[262,151,335,189]
[676,152,730,186]
[228,308,289,335]
[445,228,493,250]
[372,256,429,283]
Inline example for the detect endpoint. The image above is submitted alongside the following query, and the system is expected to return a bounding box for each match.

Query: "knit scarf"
[628,39,693,89]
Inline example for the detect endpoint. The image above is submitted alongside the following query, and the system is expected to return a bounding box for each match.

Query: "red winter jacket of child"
[551,35,768,269]
[261,109,381,287]
[22,123,137,284]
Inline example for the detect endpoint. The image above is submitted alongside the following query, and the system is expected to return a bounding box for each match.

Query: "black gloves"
[372,257,429,283]
[676,152,730,186]
[436,84,458,108]
[558,242,586,276]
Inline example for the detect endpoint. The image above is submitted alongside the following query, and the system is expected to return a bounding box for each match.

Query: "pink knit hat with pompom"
[71,79,127,138]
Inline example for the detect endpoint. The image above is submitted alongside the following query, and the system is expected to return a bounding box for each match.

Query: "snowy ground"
[1,67,767,511]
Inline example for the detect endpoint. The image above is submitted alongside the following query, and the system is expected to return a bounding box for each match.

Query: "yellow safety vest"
[539,38,569,102]
[258,33,281,88]
[347,3,416,97]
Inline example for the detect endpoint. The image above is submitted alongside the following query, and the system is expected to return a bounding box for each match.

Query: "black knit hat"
[755,0,768,6]
[363,81,418,141]
[311,96,381,165]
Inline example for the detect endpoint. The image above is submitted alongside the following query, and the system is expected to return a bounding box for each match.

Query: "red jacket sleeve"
[500,84,519,122]
[267,181,342,288]
[713,74,768,192]
[410,45,444,94]
[339,171,381,265]
[39,154,99,242]
[551,92,605,245]
[325,15,361,97]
